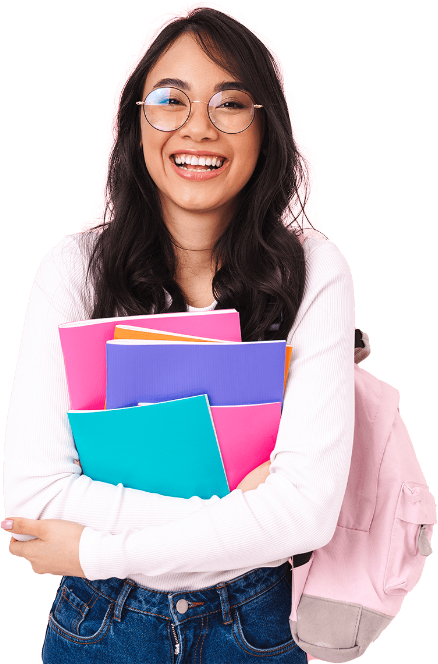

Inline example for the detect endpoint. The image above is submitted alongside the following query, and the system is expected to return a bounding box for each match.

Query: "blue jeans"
[42,561,307,663]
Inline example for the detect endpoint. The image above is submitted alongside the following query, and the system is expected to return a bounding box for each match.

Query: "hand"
[2,517,86,577]
[236,460,271,492]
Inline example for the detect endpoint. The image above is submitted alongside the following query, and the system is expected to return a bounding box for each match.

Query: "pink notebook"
[59,310,241,410]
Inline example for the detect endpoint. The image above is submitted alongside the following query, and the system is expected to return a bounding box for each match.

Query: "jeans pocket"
[49,577,114,644]
[232,575,298,656]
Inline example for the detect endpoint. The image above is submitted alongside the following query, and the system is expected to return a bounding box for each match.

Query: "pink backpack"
[289,230,437,662]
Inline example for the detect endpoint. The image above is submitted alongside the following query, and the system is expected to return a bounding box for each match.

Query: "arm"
[3,235,220,544]
[74,459,271,487]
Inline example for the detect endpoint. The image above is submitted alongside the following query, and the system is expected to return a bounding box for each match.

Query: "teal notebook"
[67,395,230,499]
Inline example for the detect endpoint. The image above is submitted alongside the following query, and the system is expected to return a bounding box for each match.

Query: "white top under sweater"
[3,231,355,590]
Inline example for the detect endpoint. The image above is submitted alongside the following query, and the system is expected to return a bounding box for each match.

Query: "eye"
[218,101,245,110]
[146,87,189,108]
[162,97,184,106]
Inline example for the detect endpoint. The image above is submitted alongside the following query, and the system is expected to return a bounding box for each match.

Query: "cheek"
[233,134,262,181]
[142,147,170,195]
[141,124,166,176]
[241,123,262,163]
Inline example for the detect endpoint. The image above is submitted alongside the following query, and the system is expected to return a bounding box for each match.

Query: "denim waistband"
[74,562,292,626]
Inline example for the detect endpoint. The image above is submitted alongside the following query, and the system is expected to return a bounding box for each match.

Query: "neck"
[161,198,233,273]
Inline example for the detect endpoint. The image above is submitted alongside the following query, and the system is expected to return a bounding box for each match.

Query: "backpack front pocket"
[384,482,436,595]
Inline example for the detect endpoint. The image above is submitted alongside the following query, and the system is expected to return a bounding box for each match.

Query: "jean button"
[176,599,189,614]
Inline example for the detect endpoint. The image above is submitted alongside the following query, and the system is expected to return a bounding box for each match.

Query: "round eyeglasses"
[136,87,263,134]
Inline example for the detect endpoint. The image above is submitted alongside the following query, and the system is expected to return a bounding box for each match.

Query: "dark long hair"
[82,6,324,341]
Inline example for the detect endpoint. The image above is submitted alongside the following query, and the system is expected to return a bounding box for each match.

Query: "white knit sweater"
[3,231,355,590]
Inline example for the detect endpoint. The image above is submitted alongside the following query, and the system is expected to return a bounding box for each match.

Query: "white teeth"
[172,154,225,168]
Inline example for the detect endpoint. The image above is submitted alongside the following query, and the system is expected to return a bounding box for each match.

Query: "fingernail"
[1,520,13,530]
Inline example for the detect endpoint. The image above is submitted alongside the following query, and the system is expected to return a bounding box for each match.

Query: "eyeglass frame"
[136,86,263,135]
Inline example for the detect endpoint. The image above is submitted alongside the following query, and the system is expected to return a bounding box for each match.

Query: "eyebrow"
[151,78,250,93]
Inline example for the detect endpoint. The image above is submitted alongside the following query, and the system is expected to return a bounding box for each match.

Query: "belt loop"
[216,583,232,625]
[114,579,135,622]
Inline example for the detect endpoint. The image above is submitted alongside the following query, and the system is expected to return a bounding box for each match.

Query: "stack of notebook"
[59,310,292,499]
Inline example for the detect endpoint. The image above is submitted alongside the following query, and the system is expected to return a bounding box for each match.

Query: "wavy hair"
[82,6,324,341]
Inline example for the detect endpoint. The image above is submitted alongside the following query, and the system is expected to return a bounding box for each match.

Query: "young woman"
[2,7,354,662]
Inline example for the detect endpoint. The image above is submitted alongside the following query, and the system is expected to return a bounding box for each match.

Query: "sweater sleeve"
[3,234,220,544]
[78,239,356,579]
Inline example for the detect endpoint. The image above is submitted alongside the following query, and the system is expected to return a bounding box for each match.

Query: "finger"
[1,516,41,537]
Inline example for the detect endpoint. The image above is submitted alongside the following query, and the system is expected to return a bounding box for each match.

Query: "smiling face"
[140,33,264,223]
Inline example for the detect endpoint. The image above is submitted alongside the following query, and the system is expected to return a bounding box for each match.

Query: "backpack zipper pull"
[418,524,433,556]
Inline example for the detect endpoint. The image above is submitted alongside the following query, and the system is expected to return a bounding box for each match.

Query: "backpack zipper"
[170,622,180,655]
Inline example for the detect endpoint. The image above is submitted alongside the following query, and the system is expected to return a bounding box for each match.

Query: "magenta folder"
[59,310,241,410]
[138,400,282,492]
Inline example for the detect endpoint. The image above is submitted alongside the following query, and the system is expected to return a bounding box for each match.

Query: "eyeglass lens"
[143,87,255,133]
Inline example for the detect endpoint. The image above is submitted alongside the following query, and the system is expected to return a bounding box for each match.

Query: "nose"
[180,100,219,139]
